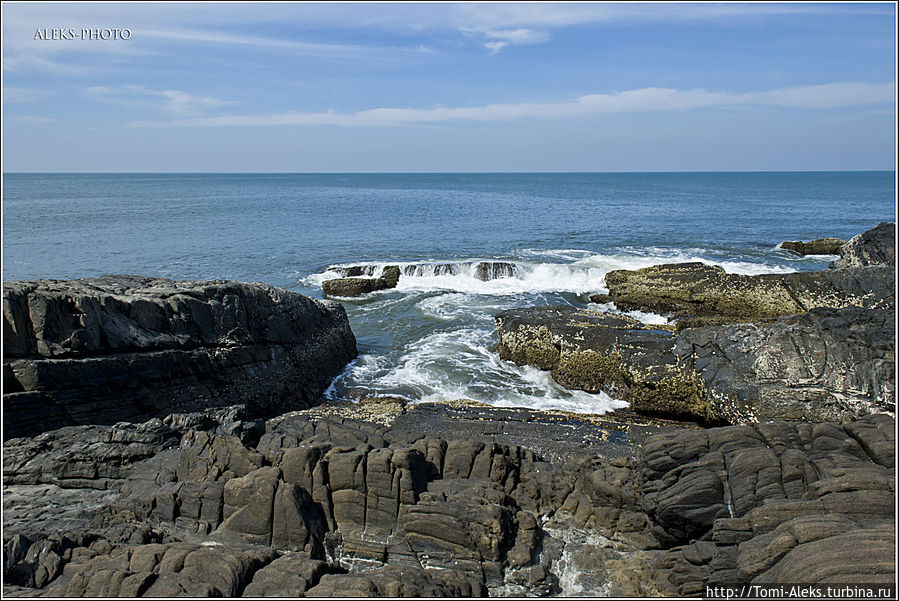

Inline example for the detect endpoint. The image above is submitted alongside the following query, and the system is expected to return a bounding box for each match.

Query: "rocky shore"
[3,276,356,439]
[2,223,895,597]
[500,223,895,424]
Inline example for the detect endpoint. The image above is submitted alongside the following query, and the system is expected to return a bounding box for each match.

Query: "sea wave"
[300,249,799,296]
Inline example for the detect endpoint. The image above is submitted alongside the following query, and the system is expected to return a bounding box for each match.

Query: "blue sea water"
[3,172,895,413]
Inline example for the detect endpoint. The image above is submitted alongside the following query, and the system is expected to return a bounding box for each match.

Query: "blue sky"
[2,2,895,172]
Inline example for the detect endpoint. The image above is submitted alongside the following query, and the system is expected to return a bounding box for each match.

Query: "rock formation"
[322,266,400,297]
[3,401,893,597]
[502,224,895,423]
[779,237,845,255]
[2,276,357,439]
[496,304,894,424]
[831,222,895,269]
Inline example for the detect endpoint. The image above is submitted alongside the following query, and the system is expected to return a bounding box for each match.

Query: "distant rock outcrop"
[322,265,400,297]
[2,276,357,439]
[499,224,896,424]
[592,223,894,328]
[779,237,845,255]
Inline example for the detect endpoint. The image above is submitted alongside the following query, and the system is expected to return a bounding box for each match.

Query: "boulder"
[779,237,845,255]
[2,276,357,439]
[831,222,895,269]
[322,265,400,297]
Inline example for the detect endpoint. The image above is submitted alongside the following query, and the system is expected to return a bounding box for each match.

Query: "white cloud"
[84,85,236,116]
[130,82,895,128]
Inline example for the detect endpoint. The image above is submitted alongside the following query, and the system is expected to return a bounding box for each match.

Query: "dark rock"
[676,305,894,424]
[832,222,895,269]
[474,262,518,281]
[322,265,400,297]
[779,238,845,255]
[243,554,340,597]
[640,414,894,545]
[495,304,894,424]
[2,276,357,439]
[3,419,179,489]
[305,565,487,597]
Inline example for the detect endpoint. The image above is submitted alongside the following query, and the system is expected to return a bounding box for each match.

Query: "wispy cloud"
[140,28,386,60]
[85,85,236,116]
[1,86,52,103]
[16,116,53,124]
[450,3,890,52]
[131,82,894,128]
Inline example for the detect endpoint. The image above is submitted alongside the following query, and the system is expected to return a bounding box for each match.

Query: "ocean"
[3,171,894,414]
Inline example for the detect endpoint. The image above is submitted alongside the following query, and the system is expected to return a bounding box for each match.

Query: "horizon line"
[3,169,896,176]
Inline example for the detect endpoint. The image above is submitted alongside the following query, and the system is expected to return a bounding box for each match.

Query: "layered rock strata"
[3,403,893,597]
[2,276,357,439]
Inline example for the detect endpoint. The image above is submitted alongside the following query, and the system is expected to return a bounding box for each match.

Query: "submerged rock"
[2,276,357,439]
[322,265,400,297]
[779,237,845,255]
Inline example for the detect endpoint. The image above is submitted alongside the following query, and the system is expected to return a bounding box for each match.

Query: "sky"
[1,2,896,172]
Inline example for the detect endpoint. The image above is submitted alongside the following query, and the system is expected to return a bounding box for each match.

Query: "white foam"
[330,326,627,415]
[302,250,799,297]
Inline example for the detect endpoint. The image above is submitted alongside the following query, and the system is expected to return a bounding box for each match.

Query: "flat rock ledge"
[593,223,894,328]
[779,237,845,256]
[2,276,357,439]
[3,402,893,597]
[495,304,894,424]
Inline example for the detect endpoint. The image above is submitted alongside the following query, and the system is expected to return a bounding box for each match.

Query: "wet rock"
[322,265,400,297]
[495,305,718,423]
[676,305,894,423]
[2,276,357,439]
[779,237,845,255]
[474,261,518,281]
